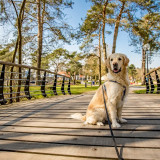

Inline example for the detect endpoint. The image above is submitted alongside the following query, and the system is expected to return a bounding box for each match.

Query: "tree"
[101,0,109,61]
[30,51,49,70]
[128,64,137,82]
[98,24,102,85]
[80,1,115,75]
[128,12,160,84]
[10,0,27,102]
[47,48,69,73]
[66,52,84,85]
[112,0,126,54]
[111,0,158,54]
[36,0,46,83]
[0,0,74,65]
[22,0,74,82]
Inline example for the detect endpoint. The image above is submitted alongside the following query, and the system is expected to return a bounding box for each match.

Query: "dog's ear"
[123,55,129,66]
[106,57,110,69]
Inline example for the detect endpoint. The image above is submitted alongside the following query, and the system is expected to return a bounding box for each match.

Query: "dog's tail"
[70,113,86,121]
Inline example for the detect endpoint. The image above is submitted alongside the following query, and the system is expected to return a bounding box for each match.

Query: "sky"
[0,0,159,68]
[63,0,160,68]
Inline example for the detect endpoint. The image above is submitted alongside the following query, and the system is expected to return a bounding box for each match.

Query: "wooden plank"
[0,139,160,160]
[1,125,160,138]
[1,121,160,130]
[0,131,160,148]
[0,90,160,160]
[0,151,103,160]
[1,111,160,117]
[1,109,160,116]
[0,118,160,125]
[1,114,160,120]
[1,109,160,114]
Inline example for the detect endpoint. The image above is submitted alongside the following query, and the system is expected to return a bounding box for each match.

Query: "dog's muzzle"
[113,63,121,73]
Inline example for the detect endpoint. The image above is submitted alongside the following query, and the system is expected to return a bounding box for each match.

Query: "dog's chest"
[106,82,127,105]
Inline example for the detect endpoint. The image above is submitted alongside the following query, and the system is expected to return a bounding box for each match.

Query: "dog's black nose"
[113,63,118,69]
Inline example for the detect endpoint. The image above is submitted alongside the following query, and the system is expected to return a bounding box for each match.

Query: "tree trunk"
[15,0,26,102]
[73,72,76,85]
[37,0,42,84]
[102,0,109,61]
[98,25,102,86]
[141,47,146,85]
[36,0,45,84]
[10,37,19,103]
[112,1,125,54]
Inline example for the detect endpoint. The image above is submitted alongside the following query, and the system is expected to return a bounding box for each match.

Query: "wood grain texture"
[0,91,160,160]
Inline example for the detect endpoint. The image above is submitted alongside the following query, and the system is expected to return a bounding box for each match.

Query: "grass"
[30,84,99,98]
[70,85,99,95]
[133,89,146,94]
[133,85,159,94]
[3,84,99,103]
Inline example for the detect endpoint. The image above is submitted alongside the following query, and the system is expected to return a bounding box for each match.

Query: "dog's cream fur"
[71,53,130,128]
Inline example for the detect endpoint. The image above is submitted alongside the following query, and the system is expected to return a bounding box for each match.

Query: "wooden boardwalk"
[0,90,160,160]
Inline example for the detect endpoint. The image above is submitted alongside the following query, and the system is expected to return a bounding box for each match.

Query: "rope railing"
[0,61,71,105]
[144,67,160,94]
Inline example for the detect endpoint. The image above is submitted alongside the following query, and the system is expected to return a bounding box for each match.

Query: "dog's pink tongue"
[114,69,119,73]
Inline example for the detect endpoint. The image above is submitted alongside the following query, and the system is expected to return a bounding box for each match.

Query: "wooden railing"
[145,66,160,94]
[0,61,71,105]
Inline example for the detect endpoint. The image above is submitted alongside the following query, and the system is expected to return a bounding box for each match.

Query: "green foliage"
[83,55,106,78]
[0,47,13,62]
[0,0,74,65]
[128,64,137,81]
[80,1,115,42]
[66,51,84,77]
[47,48,69,72]
[127,5,160,53]
[30,51,50,70]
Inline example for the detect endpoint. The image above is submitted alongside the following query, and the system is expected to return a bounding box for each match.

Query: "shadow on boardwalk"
[0,89,160,159]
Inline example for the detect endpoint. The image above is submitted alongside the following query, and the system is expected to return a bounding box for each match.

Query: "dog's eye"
[111,59,113,61]
[118,58,122,61]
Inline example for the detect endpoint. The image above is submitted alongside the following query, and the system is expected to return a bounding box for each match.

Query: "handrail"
[0,61,72,105]
[144,66,160,94]
[145,66,160,77]
[0,61,69,77]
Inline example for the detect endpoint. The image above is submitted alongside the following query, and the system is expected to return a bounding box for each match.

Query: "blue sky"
[0,0,159,68]
[63,0,160,68]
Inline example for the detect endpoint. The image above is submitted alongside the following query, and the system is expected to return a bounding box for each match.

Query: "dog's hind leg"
[84,116,97,125]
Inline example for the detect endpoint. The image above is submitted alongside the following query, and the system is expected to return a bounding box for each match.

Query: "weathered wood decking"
[0,88,160,160]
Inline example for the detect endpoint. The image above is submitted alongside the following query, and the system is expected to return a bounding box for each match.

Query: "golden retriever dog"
[71,53,130,128]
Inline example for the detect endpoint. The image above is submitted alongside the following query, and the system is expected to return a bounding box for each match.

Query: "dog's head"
[106,53,129,74]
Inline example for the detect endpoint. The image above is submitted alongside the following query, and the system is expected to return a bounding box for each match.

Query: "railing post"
[155,70,160,94]
[53,74,58,95]
[149,74,155,93]
[0,64,7,105]
[10,66,14,103]
[145,76,150,94]
[67,78,71,95]
[61,76,65,95]
[24,68,32,99]
[16,67,22,102]
[41,71,47,97]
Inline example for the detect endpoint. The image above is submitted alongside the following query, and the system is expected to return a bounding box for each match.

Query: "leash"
[102,84,124,160]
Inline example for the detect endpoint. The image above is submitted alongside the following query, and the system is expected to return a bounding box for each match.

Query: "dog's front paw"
[96,122,104,126]
[112,122,121,128]
[119,118,127,124]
